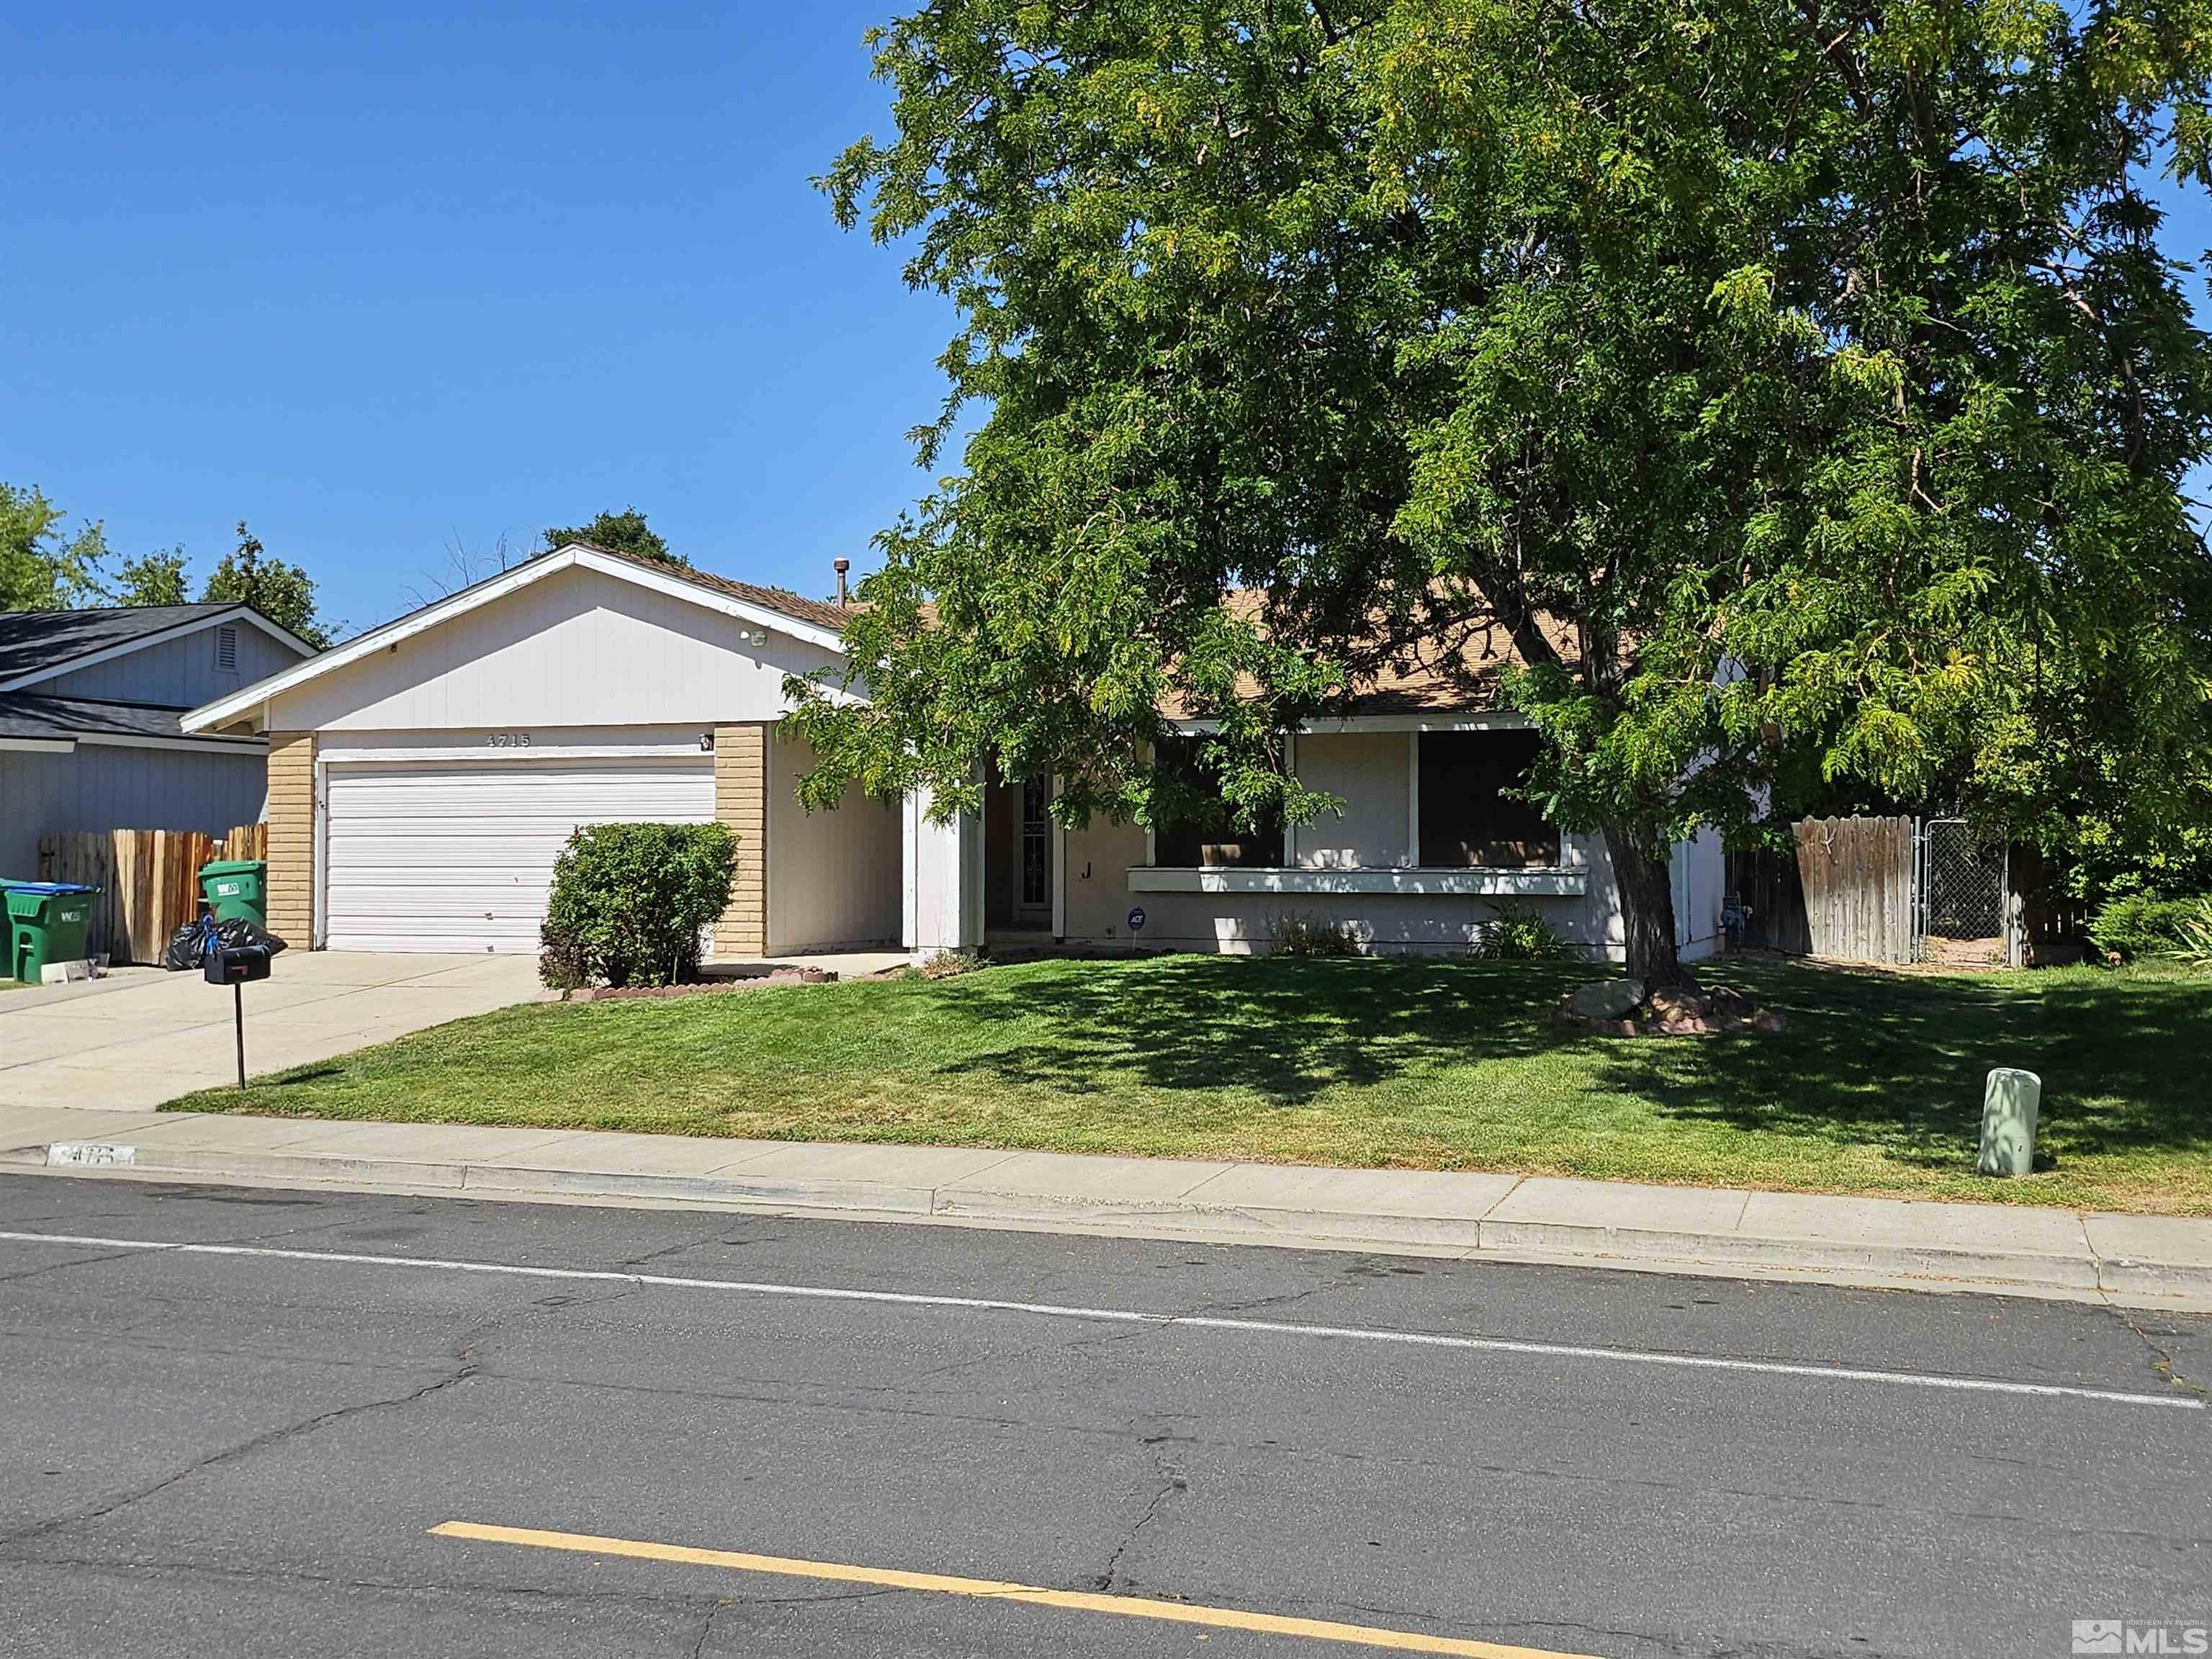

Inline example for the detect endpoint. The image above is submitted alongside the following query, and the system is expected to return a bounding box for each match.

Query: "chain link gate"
[1915,818,2009,966]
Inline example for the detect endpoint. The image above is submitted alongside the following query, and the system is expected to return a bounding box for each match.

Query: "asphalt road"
[0,1173,2206,1659]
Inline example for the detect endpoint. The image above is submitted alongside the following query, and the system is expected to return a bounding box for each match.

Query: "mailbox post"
[205,943,274,1089]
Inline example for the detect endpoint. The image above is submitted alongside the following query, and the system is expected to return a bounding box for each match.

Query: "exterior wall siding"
[0,745,270,885]
[713,724,767,958]
[43,623,305,706]
[765,732,902,954]
[267,565,842,734]
[264,732,315,945]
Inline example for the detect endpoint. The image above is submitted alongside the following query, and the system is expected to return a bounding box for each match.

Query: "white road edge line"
[0,1228,2198,1411]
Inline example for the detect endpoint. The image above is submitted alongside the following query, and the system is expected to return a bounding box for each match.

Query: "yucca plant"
[2162,897,2212,971]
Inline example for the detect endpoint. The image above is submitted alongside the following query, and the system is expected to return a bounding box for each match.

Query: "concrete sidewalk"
[4,1102,2208,1310]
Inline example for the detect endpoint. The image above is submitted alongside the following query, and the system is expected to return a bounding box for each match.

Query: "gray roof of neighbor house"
[0,691,261,745]
[0,603,306,684]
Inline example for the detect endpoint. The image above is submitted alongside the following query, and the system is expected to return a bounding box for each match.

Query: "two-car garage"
[185,542,902,961]
[320,757,715,953]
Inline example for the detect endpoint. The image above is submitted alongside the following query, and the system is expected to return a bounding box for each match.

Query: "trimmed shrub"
[539,822,738,989]
[2087,894,2203,963]
[1267,910,1362,958]
[1472,899,1572,961]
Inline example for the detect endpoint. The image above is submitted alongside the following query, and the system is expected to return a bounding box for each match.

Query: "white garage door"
[323,757,716,953]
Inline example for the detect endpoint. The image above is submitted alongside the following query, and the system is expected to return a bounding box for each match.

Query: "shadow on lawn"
[926,954,1587,1106]
[1586,961,2212,1170]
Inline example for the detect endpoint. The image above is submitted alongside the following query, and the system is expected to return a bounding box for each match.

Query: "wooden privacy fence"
[37,824,269,966]
[1727,816,1919,965]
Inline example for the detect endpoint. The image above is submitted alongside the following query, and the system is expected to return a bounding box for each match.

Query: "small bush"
[1472,899,1572,961]
[2087,894,2203,963]
[540,822,739,989]
[2163,896,2212,971]
[1267,910,1362,958]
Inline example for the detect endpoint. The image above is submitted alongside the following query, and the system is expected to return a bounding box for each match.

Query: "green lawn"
[168,955,2212,1214]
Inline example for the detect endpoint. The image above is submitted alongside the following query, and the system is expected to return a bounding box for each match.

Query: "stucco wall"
[766,732,902,954]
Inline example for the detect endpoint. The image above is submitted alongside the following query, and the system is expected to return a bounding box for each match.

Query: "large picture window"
[1417,730,1560,868]
[1151,736,1285,867]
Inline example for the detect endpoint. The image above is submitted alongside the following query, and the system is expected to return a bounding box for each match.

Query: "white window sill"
[1126,867,1588,897]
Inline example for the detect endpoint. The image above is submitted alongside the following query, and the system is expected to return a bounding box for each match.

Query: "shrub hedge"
[2087,894,2204,963]
[539,822,738,989]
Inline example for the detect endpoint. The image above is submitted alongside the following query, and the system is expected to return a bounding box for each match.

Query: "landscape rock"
[1568,978,1646,1020]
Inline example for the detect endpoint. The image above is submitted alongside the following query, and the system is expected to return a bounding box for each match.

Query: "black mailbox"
[204,944,273,986]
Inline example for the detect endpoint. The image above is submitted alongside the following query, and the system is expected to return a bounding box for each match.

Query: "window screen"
[1416,731,1560,868]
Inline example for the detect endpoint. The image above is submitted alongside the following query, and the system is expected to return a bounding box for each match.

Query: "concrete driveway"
[0,953,543,1112]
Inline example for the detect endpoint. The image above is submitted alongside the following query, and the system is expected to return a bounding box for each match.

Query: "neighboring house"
[0,605,318,881]
[184,541,1722,964]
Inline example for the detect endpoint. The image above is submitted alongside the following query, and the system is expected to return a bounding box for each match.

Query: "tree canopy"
[793,0,2212,978]
[544,508,684,567]
[202,521,339,647]
[1,483,109,612]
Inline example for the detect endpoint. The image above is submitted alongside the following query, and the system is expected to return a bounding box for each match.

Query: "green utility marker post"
[1977,1067,2042,1178]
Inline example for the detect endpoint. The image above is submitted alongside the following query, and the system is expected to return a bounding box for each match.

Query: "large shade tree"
[791,0,2212,985]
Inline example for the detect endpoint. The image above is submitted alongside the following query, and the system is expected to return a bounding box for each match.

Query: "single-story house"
[183,543,1720,963]
[0,604,317,879]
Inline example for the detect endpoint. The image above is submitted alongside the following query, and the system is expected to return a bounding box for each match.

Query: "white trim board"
[0,606,316,693]
[1128,866,1589,897]
[183,544,848,734]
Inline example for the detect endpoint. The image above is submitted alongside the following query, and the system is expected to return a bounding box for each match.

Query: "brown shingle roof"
[1159,591,1580,719]
[568,542,853,634]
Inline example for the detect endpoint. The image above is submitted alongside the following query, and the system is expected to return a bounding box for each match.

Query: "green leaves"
[799,0,2212,914]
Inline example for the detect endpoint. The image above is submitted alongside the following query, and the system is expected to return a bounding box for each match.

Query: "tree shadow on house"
[922,953,1588,1107]
[1583,960,2212,1172]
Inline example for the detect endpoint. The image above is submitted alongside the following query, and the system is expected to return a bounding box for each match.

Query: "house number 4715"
[487,732,531,747]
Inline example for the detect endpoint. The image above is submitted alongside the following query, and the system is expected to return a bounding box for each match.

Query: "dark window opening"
[1151,736,1284,868]
[1417,731,1560,868]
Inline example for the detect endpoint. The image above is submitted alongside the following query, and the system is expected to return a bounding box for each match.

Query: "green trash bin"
[198,859,269,930]
[4,882,99,984]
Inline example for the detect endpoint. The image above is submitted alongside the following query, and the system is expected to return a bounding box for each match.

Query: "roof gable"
[184,543,853,734]
[0,604,318,692]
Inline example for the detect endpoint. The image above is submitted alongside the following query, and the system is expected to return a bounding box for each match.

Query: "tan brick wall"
[713,724,767,958]
[265,731,315,947]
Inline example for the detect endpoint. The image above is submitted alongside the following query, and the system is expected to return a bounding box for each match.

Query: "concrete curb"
[9,1128,2210,1309]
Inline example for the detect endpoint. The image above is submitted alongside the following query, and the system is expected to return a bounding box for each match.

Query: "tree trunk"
[1604,827,1697,990]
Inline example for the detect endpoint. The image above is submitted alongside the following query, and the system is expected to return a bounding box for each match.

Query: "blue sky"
[6,6,2210,640]
[1,3,954,634]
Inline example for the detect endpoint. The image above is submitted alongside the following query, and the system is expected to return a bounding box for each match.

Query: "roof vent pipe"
[832,558,851,607]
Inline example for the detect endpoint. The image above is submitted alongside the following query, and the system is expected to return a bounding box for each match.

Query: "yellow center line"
[430,1521,1602,1659]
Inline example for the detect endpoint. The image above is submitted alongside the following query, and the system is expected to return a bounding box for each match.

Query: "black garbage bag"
[160,914,289,970]
[160,917,215,972]
[214,917,287,956]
